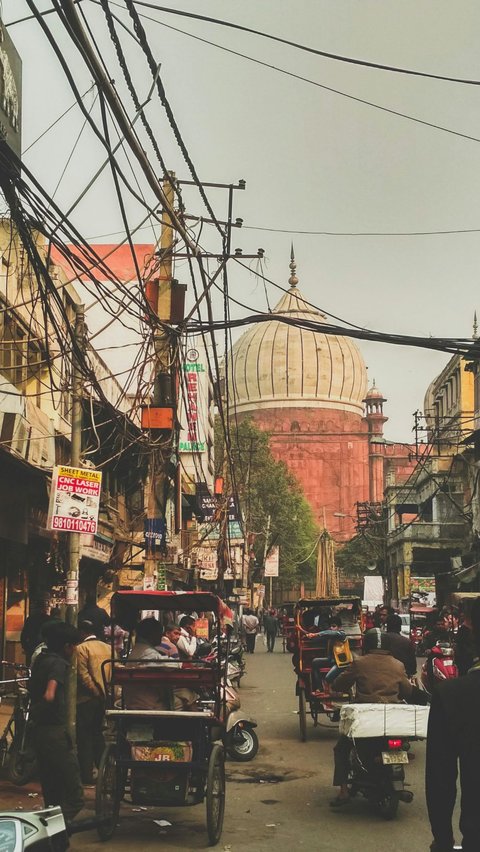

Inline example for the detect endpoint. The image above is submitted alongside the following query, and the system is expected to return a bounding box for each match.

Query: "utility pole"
[65,302,85,740]
[143,174,175,590]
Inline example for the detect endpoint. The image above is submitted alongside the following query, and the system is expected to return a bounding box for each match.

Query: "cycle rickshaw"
[96,590,227,846]
[293,596,362,740]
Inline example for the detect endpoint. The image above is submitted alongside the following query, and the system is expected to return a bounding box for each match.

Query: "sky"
[4,1,480,442]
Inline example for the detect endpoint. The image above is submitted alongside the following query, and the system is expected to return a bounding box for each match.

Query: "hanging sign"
[178,349,208,453]
[47,466,102,534]
[264,547,280,577]
[195,547,218,580]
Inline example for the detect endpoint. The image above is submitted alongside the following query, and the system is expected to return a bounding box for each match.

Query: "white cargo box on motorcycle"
[339,703,430,739]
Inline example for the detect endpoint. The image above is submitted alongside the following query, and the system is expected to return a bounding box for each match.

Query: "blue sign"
[144,518,166,551]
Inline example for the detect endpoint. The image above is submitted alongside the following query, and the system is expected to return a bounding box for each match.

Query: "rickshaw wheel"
[298,688,307,742]
[96,744,121,841]
[206,744,226,845]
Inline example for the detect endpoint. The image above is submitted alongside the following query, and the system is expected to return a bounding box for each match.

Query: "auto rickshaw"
[96,590,227,846]
[293,596,362,740]
[409,605,436,656]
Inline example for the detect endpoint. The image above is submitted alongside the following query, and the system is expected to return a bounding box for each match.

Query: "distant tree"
[336,530,386,580]
[215,417,318,585]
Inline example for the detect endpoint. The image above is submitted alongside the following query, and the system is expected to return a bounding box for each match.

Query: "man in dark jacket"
[330,629,414,807]
[384,613,417,677]
[30,622,84,822]
[426,598,480,852]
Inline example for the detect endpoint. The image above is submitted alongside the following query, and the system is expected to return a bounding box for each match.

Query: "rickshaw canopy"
[111,590,222,628]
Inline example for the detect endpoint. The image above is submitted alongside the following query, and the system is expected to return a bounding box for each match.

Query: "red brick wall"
[247,407,370,541]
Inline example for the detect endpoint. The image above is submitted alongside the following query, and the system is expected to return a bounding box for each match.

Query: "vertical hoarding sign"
[0,20,22,165]
[264,547,279,577]
[47,465,102,534]
[179,348,208,453]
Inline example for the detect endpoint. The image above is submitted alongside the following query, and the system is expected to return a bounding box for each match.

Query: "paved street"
[0,641,454,851]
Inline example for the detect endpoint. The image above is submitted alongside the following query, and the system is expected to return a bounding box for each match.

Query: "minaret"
[363,380,388,503]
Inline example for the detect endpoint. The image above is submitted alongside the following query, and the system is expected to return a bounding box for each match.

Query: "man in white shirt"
[241,609,259,654]
[177,616,198,659]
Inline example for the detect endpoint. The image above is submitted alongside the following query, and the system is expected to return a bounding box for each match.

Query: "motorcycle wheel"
[377,791,399,820]
[227,725,259,762]
[7,745,37,786]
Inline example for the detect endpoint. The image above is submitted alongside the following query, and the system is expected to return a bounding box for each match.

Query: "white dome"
[227,261,368,417]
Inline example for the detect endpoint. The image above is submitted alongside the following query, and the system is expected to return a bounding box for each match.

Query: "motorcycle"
[421,642,458,692]
[347,735,415,820]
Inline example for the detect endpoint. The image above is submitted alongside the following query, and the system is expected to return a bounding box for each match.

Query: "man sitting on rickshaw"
[123,618,199,712]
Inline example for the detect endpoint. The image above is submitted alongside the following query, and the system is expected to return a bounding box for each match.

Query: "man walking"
[29,622,84,823]
[76,619,111,785]
[263,609,278,653]
[241,609,259,654]
[383,613,417,677]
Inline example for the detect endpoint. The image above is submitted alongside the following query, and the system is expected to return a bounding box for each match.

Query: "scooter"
[347,735,415,820]
[0,806,69,852]
[225,708,259,762]
[421,642,458,692]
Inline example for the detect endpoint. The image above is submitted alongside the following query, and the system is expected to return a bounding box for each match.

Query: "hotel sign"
[179,349,208,453]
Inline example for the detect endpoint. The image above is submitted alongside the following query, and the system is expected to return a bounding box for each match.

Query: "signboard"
[264,546,279,577]
[195,617,210,639]
[144,518,166,552]
[157,564,167,590]
[178,349,208,453]
[47,465,102,534]
[81,534,113,564]
[0,21,22,164]
[195,546,218,580]
[410,576,436,607]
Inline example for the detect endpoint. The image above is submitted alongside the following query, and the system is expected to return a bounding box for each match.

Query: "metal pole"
[262,514,271,611]
[65,303,85,741]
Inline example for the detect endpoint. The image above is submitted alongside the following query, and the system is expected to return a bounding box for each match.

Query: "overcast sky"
[4,1,480,441]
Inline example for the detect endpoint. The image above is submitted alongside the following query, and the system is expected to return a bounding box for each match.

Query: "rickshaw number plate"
[381,752,408,765]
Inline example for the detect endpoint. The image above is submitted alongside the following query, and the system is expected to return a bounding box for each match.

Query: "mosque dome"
[227,254,368,417]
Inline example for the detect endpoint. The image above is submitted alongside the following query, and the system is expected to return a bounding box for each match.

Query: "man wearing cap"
[29,621,84,822]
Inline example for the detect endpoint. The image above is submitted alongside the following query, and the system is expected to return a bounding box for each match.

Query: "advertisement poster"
[410,576,436,607]
[47,465,102,534]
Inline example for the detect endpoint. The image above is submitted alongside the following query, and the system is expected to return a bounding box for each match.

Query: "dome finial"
[288,243,298,289]
[473,310,478,340]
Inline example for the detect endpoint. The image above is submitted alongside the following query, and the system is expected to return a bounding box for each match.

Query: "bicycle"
[0,660,37,785]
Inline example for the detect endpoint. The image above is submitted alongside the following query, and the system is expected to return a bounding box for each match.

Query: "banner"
[264,547,279,577]
[47,465,102,534]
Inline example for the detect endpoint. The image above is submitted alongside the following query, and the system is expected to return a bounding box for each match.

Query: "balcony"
[388,521,467,546]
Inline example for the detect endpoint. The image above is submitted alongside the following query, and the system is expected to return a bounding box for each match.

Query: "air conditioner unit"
[10,413,31,459]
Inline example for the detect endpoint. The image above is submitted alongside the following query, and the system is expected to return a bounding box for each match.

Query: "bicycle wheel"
[7,744,37,786]
[298,688,307,742]
[95,744,121,841]
[206,744,226,846]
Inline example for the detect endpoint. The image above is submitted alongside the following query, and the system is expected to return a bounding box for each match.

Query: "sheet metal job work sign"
[47,465,102,534]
